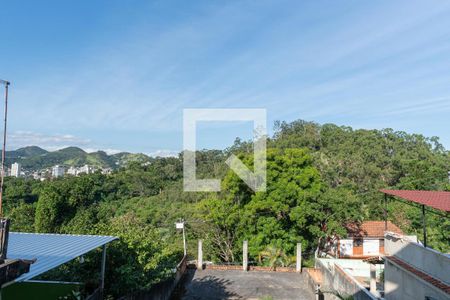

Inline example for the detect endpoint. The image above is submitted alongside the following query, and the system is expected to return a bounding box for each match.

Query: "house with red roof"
[336,221,405,258]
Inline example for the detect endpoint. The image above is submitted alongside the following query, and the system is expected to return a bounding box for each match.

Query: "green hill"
[111,152,151,166]
[5,146,151,170]
[6,146,48,162]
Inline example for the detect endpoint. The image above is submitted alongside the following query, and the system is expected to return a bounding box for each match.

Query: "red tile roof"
[387,256,450,294]
[381,189,450,212]
[345,221,403,238]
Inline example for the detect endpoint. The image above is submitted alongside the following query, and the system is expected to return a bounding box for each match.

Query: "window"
[353,238,363,247]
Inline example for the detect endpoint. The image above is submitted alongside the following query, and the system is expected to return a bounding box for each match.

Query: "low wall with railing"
[204,264,297,272]
[384,233,450,285]
[316,259,377,300]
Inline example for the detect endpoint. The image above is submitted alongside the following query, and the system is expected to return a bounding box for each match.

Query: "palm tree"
[258,246,294,270]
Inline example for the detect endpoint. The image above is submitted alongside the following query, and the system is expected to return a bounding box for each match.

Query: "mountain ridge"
[5,146,151,170]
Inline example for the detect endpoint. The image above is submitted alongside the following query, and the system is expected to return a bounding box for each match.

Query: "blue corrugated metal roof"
[7,232,117,282]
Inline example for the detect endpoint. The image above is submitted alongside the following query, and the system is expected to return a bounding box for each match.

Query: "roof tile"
[381,189,450,212]
[345,221,403,237]
[387,256,450,294]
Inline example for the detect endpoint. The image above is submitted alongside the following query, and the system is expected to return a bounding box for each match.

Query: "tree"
[34,183,70,233]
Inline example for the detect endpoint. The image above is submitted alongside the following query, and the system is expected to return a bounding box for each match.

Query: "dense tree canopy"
[3,119,449,297]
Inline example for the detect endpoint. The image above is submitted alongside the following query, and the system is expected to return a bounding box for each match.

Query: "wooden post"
[243,240,248,271]
[370,263,376,293]
[296,243,302,272]
[197,240,203,270]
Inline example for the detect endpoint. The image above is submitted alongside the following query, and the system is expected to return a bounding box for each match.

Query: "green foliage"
[92,214,180,296]
[199,148,362,262]
[35,183,70,232]
[271,120,450,250]
[258,246,294,269]
[2,119,450,297]
[7,202,36,232]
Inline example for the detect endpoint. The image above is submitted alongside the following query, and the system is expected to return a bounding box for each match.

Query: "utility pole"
[0,79,10,217]
[176,219,187,256]
[0,79,10,260]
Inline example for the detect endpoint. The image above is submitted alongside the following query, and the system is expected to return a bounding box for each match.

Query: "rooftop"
[386,256,450,295]
[6,232,117,283]
[381,189,450,212]
[345,221,403,238]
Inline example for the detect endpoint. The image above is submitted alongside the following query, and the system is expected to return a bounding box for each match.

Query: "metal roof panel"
[7,232,117,282]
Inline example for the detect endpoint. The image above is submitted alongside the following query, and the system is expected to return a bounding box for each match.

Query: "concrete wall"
[385,234,450,285]
[316,259,377,300]
[319,258,383,278]
[385,258,448,300]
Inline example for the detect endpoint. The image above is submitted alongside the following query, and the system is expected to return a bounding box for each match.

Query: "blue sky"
[1,0,450,156]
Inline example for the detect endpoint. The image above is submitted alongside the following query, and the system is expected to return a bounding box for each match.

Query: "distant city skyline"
[1,0,450,154]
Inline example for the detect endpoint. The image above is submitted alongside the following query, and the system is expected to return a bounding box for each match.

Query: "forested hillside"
[3,120,449,298]
[5,146,150,170]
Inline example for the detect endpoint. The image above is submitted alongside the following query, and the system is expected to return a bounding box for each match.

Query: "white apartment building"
[11,162,21,177]
[78,164,93,174]
[52,165,65,178]
[67,166,78,176]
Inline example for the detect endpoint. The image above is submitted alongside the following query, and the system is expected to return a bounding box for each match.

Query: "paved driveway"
[173,269,314,300]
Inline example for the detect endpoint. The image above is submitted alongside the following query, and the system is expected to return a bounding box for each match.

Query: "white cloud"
[7,131,124,154]
[81,148,123,155]
[8,131,90,150]
[146,149,179,158]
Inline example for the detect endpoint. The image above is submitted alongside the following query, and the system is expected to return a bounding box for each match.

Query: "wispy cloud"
[3,0,450,150]
[8,131,91,150]
[146,149,179,158]
[7,131,125,154]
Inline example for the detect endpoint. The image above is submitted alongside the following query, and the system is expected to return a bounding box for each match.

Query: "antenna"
[0,79,10,217]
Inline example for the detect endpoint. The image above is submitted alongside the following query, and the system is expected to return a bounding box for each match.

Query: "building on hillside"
[67,165,97,176]
[321,221,410,259]
[101,167,112,175]
[32,171,41,180]
[67,166,78,176]
[10,162,21,177]
[51,165,65,178]
[338,221,405,258]
[78,164,93,174]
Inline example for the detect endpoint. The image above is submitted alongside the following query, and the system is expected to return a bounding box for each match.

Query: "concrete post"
[296,243,302,272]
[197,239,203,270]
[370,263,376,293]
[243,240,248,271]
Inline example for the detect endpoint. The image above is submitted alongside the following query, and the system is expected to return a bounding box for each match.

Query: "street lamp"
[175,220,187,256]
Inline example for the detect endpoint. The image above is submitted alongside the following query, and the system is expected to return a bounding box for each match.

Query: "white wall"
[385,258,448,300]
[385,234,450,285]
[318,258,383,278]
[384,233,450,300]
